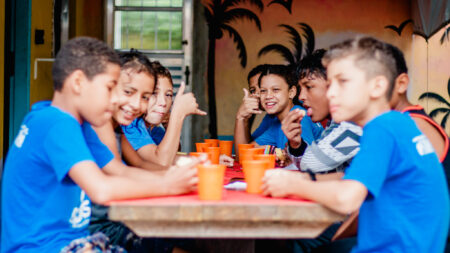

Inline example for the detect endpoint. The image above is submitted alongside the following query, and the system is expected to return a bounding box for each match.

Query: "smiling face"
[113,70,154,125]
[260,74,295,119]
[298,74,330,122]
[145,76,173,125]
[326,56,372,125]
[78,63,121,127]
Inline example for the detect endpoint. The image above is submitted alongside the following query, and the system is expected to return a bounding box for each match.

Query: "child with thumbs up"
[121,61,207,167]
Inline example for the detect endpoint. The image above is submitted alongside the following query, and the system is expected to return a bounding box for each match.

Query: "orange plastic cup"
[239,148,265,163]
[204,139,219,147]
[196,142,213,152]
[237,143,255,161]
[219,140,233,156]
[254,154,276,169]
[242,160,268,194]
[205,147,220,164]
[197,164,226,200]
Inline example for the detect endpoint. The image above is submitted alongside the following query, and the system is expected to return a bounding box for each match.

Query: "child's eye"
[166,93,173,98]
[143,95,150,101]
[260,89,267,94]
[249,88,256,94]
[124,89,133,95]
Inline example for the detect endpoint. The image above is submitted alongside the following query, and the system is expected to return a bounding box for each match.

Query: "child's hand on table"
[219,154,234,167]
[163,155,207,195]
[262,169,308,198]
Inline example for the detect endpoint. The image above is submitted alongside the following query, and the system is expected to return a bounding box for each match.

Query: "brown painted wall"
[203,0,449,135]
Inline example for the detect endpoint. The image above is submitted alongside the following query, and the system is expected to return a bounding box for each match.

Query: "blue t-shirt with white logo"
[254,105,323,147]
[1,101,114,253]
[343,111,449,253]
[121,118,156,150]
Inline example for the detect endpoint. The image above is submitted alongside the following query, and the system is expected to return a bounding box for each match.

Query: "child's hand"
[219,154,234,167]
[262,169,306,197]
[236,88,262,120]
[281,109,305,149]
[162,157,203,195]
[172,82,207,117]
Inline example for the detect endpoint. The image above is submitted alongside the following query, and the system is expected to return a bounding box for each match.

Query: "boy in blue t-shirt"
[262,37,449,252]
[253,64,322,148]
[1,37,199,253]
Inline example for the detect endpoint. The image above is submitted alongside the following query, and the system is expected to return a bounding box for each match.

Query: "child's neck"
[276,102,294,122]
[393,96,413,112]
[51,92,82,124]
[355,100,391,127]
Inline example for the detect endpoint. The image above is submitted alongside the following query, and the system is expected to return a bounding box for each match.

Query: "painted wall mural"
[201,0,450,136]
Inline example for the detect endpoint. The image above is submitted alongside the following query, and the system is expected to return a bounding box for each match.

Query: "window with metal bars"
[113,0,183,51]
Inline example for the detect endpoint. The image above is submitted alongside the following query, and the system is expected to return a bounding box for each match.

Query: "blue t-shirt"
[254,105,323,147]
[121,118,156,150]
[251,114,276,140]
[150,125,166,145]
[1,101,114,253]
[343,111,449,253]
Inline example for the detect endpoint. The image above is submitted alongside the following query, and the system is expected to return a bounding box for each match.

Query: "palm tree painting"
[419,78,450,129]
[203,0,263,138]
[258,23,315,66]
[384,19,413,36]
[440,26,450,45]
[267,0,293,14]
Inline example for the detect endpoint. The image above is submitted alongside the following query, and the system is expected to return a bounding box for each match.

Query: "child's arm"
[234,88,262,151]
[135,83,206,166]
[68,158,200,205]
[120,135,167,171]
[262,169,367,214]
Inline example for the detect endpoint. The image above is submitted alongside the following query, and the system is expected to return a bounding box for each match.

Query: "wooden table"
[108,167,344,239]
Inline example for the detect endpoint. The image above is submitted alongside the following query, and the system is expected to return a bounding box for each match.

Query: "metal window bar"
[140,0,143,49]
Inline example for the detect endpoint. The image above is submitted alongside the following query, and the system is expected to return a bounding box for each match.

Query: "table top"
[108,165,344,239]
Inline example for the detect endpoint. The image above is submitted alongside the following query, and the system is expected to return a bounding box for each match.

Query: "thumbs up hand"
[236,88,262,120]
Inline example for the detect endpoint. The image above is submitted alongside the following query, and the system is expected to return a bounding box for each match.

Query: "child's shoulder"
[366,111,421,138]
[27,101,81,130]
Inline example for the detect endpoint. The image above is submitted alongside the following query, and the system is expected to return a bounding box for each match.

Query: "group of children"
[1,35,449,253]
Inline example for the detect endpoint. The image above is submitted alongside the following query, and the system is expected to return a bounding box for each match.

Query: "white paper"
[224,181,247,191]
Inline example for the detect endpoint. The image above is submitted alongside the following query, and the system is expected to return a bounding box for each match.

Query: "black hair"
[52,37,120,91]
[119,49,156,84]
[247,64,270,84]
[296,49,327,81]
[151,61,173,86]
[385,43,408,76]
[258,64,297,89]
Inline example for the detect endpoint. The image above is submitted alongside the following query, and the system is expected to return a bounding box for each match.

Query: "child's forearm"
[153,109,185,165]
[287,178,366,214]
[234,117,252,150]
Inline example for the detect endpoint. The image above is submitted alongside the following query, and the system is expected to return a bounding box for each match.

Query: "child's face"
[80,63,121,127]
[326,56,371,124]
[260,74,294,116]
[145,76,173,125]
[298,75,329,122]
[113,70,154,125]
[248,74,261,98]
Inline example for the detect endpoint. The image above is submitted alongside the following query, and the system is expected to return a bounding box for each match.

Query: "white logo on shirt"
[69,191,91,228]
[413,135,435,156]
[14,125,29,148]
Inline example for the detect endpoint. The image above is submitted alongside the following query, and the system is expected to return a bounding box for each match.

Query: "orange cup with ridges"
[219,140,233,156]
[204,139,219,147]
[239,148,265,163]
[196,142,213,152]
[237,143,255,161]
[197,164,226,200]
[205,147,220,164]
[254,154,276,169]
[242,160,268,194]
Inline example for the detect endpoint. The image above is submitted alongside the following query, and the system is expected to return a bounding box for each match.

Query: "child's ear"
[288,85,297,100]
[395,73,409,94]
[370,75,389,99]
[67,70,86,95]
